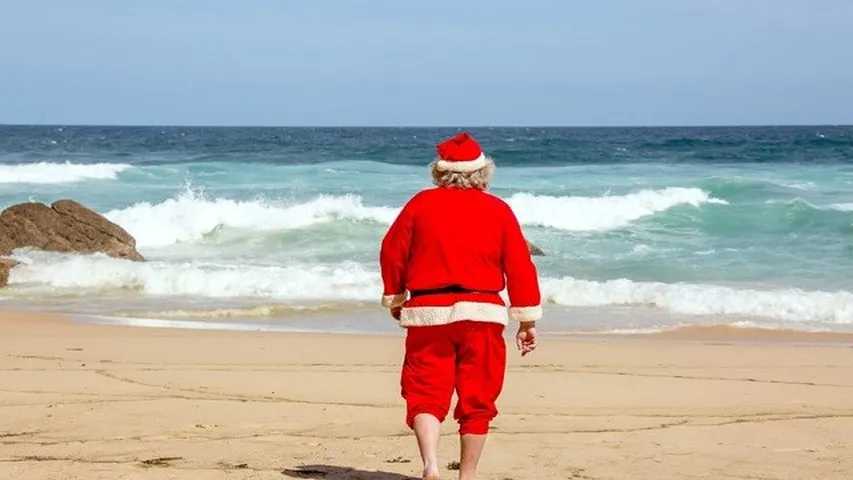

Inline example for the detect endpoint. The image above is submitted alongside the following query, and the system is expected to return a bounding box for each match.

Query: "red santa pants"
[401,320,506,435]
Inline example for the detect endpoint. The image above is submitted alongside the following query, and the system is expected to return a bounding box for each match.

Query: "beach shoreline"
[19,306,853,343]
[2,309,852,479]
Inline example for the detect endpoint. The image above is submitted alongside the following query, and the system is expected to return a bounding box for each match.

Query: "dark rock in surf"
[0,200,144,267]
[526,240,545,256]
[0,258,18,288]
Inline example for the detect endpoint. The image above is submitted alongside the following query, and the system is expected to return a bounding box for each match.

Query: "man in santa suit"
[380,132,542,480]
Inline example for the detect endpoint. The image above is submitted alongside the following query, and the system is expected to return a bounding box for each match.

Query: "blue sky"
[2,1,852,126]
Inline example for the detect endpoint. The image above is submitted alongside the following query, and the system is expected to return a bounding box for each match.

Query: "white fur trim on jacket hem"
[509,305,543,323]
[435,153,488,173]
[382,293,407,308]
[399,301,508,327]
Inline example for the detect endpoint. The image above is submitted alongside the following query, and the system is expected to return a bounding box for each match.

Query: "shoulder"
[480,190,509,207]
[478,190,515,215]
[398,187,440,215]
[405,187,439,207]
[410,187,441,201]
[404,188,513,216]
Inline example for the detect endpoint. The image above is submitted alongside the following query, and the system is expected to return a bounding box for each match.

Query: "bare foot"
[423,465,440,480]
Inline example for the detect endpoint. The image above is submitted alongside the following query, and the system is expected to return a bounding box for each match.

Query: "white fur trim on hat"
[435,153,488,173]
[508,305,542,323]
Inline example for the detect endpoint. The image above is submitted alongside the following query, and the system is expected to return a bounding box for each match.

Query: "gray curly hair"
[430,157,495,190]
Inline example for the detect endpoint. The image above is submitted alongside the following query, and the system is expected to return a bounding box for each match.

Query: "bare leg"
[413,413,441,479]
[459,433,487,480]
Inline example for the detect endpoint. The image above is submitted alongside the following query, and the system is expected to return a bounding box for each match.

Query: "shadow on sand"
[281,465,418,479]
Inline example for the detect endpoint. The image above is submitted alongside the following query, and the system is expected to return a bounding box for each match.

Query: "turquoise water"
[1,126,853,332]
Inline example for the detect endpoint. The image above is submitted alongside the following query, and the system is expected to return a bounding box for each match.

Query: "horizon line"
[1,123,852,129]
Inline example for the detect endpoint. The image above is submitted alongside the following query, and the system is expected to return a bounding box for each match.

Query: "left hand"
[390,306,402,320]
[516,322,537,356]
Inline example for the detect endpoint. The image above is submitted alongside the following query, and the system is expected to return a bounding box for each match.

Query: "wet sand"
[1,310,852,479]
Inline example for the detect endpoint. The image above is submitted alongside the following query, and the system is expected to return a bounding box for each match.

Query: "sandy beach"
[1,311,852,480]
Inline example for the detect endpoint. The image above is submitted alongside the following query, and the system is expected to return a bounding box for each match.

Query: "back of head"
[431,132,495,190]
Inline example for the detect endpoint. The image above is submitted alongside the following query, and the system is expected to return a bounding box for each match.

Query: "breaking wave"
[829,203,853,212]
[541,276,853,324]
[8,250,853,325]
[104,189,399,248]
[507,187,727,231]
[103,186,727,248]
[0,162,132,184]
[8,250,380,301]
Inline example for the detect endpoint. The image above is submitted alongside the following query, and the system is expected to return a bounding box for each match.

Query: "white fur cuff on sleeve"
[381,293,407,308]
[509,305,542,323]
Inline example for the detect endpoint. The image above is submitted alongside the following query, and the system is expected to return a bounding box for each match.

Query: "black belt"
[409,286,494,298]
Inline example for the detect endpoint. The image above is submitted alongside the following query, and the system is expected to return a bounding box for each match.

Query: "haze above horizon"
[2,1,852,127]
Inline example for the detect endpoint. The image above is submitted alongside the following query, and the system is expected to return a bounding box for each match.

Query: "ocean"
[2,125,853,333]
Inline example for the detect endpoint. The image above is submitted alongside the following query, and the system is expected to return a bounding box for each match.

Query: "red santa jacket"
[380,186,542,326]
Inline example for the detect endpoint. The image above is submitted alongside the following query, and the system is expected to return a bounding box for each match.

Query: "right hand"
[516,322,537,356]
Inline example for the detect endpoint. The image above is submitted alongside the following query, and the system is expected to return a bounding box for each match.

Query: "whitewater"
[98,185,724,248]
[7,249,853,326]
[0,161,132,184]
[3,125,853,333]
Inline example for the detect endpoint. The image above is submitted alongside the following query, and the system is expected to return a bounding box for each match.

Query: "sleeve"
[502,206,543,323]
[379,199,415,308]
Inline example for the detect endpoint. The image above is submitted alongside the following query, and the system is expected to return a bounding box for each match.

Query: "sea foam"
[8,250,381,301]
[507,187,727,231]
[829,203,853,212]
[104,189,399,248]
[8,250,853,325]
[103,186,726,248]
[541,276,853,324]
[0,162,132,184]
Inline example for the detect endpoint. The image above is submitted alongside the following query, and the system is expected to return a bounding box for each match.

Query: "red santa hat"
[435,132,489,172]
